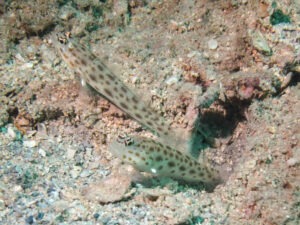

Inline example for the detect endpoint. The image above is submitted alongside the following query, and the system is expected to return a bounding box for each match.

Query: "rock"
[208,39,218,50]
[23,140,38,148]
[249,30,272,55]
[0,199,5,210]
[82,174,132,203]
[59,6,75,21]
[80,169,93,178]
[7,126,17,139]
[66,147,77,159]
[287,157,299,167]
[165,76,180,86]
[38,148,46,157]
[70,166,82,179]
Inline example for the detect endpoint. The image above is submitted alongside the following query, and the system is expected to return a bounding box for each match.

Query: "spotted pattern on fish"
[51,35,220,186]
[109,135,221,184]
[51,36,172,138]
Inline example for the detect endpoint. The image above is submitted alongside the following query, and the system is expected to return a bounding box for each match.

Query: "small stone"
[93,213,100,219]
[22,62,34,69]
[70,166,82,178]
[0,199,5,210]
[250,30,272,55]
[38,148,46,157]
[25,215,35,224]
[82,174,132,203]
[59,10,74,21]
[66,148,77,159]
[246,159,257,169]
[208,39,218,50]
[80,169,93,178]
[165,76,180,86]
[23,140,38,148]
[36,212,44,220]
[15,53,25,62]
[287,157,299,167]
[13,185,23,193]
[7,126,17,139]
[267,126,276,134]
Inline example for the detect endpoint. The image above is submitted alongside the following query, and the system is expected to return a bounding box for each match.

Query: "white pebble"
[250,30,271,55]
[208,39,218,50]
[287,157,299,167]
[70,166,82,178]
[23,140,38,148]
[80,170,93,178]
[165,76,179,86]
[15,53,25,62]
[38,148,46,157]
[22,62,34,69]
[0,199,5,210]
[66,148,77,159]
[59,11,74,21]
[13,185,23,193]
[7,127,16,139]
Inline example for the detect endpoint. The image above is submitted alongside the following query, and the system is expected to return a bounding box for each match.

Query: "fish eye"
[56,32,70,45]
[125,137,134,146]
[58,38,65,44]
[117,134,134,146]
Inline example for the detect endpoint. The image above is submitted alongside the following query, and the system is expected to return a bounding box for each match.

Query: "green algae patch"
[270,9,291,25]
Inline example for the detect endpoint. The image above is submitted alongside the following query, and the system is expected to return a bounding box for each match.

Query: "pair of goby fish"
[51,34,221,185]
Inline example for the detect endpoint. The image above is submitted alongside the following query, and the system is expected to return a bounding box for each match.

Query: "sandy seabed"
[0,1,299,224]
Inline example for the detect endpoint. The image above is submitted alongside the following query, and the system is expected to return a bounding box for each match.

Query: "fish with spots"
[109,134,221,185]
[51,34,182,143]
[50,34,220,186]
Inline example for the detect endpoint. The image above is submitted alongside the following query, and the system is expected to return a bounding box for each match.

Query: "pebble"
[82,174,131,203]
[80,169,93,178]
[15,53,26,62]
[70,166,82,178]
[246,159,257,169]
[38,148,46,157]
[21,62,34,69]
[59,10,74,21]
[13,185,23,193]
[208,39,218,50]
[267,126,276,134]
[36,212,44,220]
[250,30,272,55]
[287,157,299,167]
[0,199,5,210]
[25,215,35,224]
[23,140,38,148]
[66,147,77,159]
[165,76,180,86]
[7,126,17,139]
